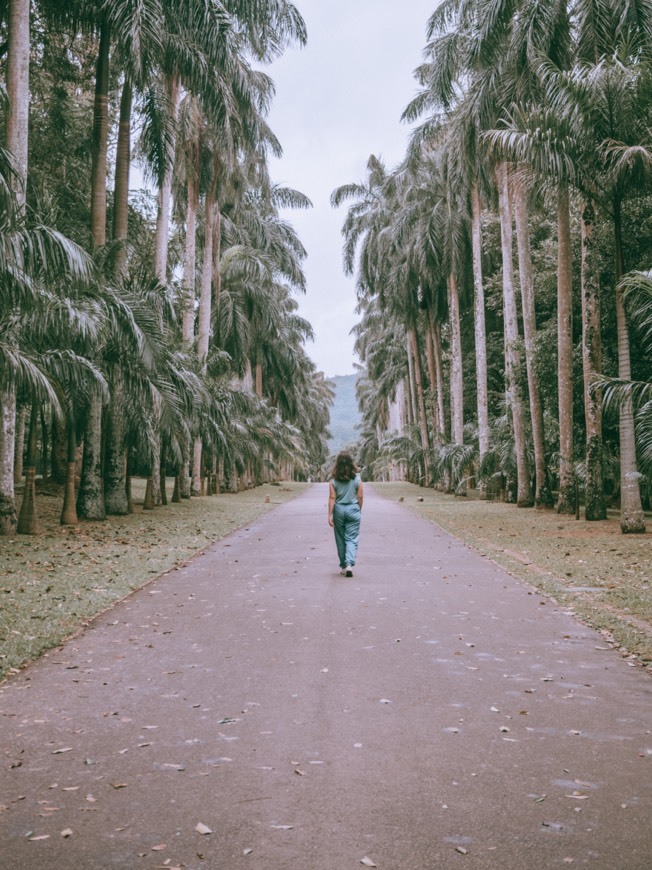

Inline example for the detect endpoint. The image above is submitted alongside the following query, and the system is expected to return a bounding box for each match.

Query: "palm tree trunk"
[60,419,78,525]
[7,0,30,206]
[448,273,464,447]
[512,172,550,507]
[14,405,26,484]
[191,437,202,496]
[212,206,222,310]
[154,72,180,283]
[181,440,191,498]
[432,316,446,442]
[496,163,533,508]
[112,76,132,273]
[405,335,417,427]
[409,324,431,485]
[613,197,645,533]
[17,399,39,534]
[77,395,106,520]
[471,183,490,466]
[90,20,110,248]
[104,372,128,514]
[556,183,575,514]
[0,392,18,534]
[182,117,199,346]
[198,189,216,363]
[160,442,168,505]
[424,311,440,437]
[580,198,606,521]
[0,0,31,535]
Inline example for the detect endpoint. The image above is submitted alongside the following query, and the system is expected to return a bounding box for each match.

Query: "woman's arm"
[358,479,364,509]
[328,482,336,527]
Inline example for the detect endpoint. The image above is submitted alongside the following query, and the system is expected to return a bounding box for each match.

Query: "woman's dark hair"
[332,451,358,482]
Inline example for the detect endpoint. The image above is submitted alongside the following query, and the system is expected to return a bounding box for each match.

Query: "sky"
[266,0,437,378]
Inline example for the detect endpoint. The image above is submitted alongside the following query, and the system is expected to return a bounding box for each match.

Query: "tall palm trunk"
[152,74,180,504]
[613,197,645,533]
[6,0,30,205]
[14,406,26,483]
[16,399,38,534]
[408,323,431,485]
[471,184,490,465]
[431,314,446,442]
[556,183,575,514]
[77,395,106,520]
[77,19,111,520]
[496,163,533,508]
[104,371,128,514]
[512,172,550,507]
[182,130,199,346]
[448,274,464,446]
[90,20,110,248]
[180,134,199,501]
[424,315,442,440]
[154,72,180,282]
[192,177,218,496]
[405,334,417,428]
[61,418,78,525]
[103,78,132,515]
[580,199,606,521]
[0,0,31,535]
[212,207,222,310]
[112,76,132,273]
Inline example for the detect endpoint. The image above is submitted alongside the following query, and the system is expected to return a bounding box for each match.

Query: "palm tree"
[0,148,94,534]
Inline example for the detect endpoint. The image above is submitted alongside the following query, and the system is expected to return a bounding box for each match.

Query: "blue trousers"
[333,503,361,568]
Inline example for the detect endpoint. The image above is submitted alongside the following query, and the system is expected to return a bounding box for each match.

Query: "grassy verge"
[0,480,307,680]
[372,482,652,670]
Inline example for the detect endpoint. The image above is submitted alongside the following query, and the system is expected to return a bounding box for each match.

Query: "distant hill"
[327,374,362,454]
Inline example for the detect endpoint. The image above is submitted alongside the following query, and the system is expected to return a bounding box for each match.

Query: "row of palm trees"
[335,0,651,534]
[0,0,333,536]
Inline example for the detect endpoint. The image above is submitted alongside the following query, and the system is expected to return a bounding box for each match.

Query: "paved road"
[1,485,650,869]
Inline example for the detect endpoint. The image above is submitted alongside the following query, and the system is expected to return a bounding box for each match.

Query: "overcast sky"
[267,0,436,378]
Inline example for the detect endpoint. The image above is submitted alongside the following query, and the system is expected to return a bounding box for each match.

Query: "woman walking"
[328,451,364,577]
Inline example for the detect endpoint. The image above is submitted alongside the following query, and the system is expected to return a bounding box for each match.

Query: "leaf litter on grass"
[0,480,307,679]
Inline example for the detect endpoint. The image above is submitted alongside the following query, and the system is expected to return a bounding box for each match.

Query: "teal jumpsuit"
[331,474,361,569]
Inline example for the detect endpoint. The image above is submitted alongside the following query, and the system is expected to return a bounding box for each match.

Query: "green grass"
[0,480,307,680]
[372,482,652,670]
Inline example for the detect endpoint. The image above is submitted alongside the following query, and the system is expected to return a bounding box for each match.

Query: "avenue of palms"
[337,0,652,534]
[0,0,332,537]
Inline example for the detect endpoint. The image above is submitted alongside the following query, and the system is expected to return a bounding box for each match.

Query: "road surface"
[1,484,650,869]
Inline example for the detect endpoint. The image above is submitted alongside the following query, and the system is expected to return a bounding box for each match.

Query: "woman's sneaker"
[345,566,353,577]
[339,567,346,575]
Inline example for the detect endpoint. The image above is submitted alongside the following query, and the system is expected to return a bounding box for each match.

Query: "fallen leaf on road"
[565,793,588,800]
[243,848,253,855]
[499,726,510,733]
[61,829,73,838]
[195,823,212,834]
[30,835,50,841]
[361,858,377,867]
[270,824,293,830]
[52,748,73,755]
[151,844,166,851]
[490,706,499,713]
[379,698,392,704]
[110,783,127,789]
[455,846,468,854]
